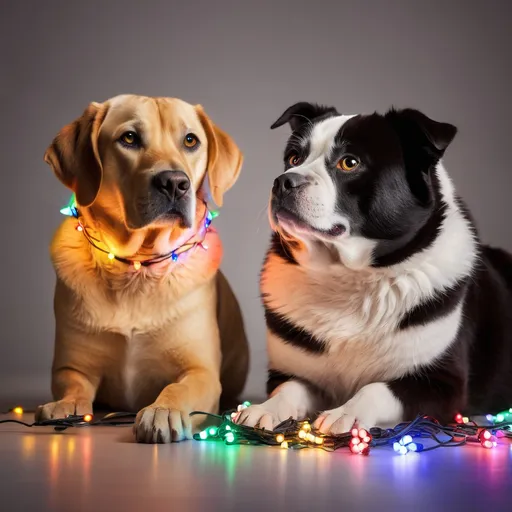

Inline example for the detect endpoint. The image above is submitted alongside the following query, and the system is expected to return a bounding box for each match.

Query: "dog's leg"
[134,368,221,443]
[236,378,319,430]
[314,383,403,434]
[36,368,98,421]
[314,367,466,434]
[133,306,223,444]
[36,290,106,421]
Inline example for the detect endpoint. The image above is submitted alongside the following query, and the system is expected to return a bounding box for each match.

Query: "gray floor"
[1,411,511,512]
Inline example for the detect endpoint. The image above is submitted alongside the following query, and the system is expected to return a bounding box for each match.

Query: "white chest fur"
[262,170,477,400]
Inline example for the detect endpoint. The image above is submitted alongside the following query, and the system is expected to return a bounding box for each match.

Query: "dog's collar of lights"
[60,194,218,270]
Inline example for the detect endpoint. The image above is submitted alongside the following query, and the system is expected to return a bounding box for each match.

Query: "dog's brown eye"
[119,131,140,147]
[184,133,199,149]
[337,156,360,172]
[288,154,302,167]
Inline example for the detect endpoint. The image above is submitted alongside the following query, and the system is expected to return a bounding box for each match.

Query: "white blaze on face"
[282,115,356,233]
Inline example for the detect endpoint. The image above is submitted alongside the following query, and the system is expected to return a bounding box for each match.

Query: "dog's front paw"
[35,398,93,422]
[314,405,364,435]
[235,396,300,431]
[134,405,193,443]
[314,382,402,434]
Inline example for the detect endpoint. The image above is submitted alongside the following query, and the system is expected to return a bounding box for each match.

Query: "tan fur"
[36,95,249,443]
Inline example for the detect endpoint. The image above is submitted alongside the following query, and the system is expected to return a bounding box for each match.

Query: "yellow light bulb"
[303,423,311,432]
[83,414,93,422]
[133,261,141,270]
[276,434,285,443]
[463,417,469,424]
[298,430,306,439]
[13,406,23,415]
[315,437,324,445]
[108,253,115,260]
[281,441,289,449]
[306,433,315,443]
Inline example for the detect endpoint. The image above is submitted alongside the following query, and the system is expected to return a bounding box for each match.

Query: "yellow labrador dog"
[37,94,249,443]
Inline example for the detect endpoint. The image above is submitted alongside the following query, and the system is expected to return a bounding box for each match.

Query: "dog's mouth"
[274,207,346,238]
[152,207,193,228]
[127,201,194,230]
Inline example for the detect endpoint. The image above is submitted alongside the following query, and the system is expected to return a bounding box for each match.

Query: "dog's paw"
[134,405,193,443]
[235,395,301,431]
[314,406,365,435]
[35,399,93,422]
[313,382,402,435]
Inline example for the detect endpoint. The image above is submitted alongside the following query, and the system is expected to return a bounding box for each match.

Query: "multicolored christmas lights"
[192,405,512,456]
[60,193,218,269]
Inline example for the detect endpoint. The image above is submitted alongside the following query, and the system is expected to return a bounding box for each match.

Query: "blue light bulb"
[408,443,417,452]
[401,435,413,445]
[393,442,401,452]
[399,446,408,455]
[486,414,494,422]
[171,252,178,262]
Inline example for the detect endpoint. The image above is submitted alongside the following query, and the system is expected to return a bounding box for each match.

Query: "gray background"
[1,0,511,406]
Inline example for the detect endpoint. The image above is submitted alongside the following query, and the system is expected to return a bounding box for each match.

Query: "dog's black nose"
[272,172,308,198]
[153,170,191,200]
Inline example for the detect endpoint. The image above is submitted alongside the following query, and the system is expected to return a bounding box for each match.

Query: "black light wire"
[2,408,510,446]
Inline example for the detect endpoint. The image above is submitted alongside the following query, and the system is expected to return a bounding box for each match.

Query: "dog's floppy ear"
[44,102,108,207]
[385,108,457,204]
[196,105,243,207]
[270,102,338,132]
[385,108,457,164]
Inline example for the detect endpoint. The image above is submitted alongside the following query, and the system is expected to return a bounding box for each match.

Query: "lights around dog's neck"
[60,193,219,270]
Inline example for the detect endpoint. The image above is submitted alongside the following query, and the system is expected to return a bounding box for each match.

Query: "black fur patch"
[263,305,326,354]
[387,348,468,423]
[398,277,468,329]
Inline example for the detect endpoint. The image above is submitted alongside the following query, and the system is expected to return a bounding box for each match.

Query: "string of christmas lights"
[192,403,512,455]
[0,411,136,431]
[60,193,218,270]
[2,403,510,454]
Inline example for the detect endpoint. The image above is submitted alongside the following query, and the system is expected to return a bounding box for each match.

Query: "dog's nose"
[153,170,191,200]
[272,172,308,198]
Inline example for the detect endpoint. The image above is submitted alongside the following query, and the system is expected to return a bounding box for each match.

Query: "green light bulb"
[243,401,251,408]
[199,431,208,440]
[208,427,218,436]
[225,432,235,443]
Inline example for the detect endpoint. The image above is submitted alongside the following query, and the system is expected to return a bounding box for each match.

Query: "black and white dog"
[237,102,512,434]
